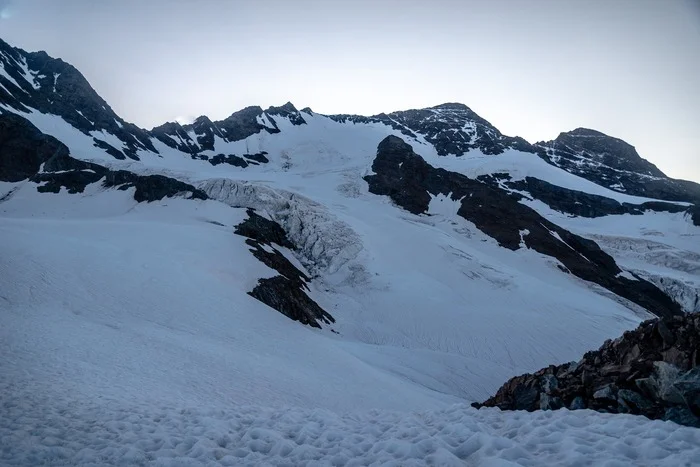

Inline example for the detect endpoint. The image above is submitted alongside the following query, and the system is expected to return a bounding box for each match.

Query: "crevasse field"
[2,108,700,465]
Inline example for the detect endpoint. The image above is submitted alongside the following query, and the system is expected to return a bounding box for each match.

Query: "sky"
[1,0,699,181]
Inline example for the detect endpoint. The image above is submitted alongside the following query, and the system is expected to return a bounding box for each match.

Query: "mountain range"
[1,36,699,464]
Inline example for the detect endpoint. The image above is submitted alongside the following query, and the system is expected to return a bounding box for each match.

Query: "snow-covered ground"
[3,377,699,466]
[2,106,700,465]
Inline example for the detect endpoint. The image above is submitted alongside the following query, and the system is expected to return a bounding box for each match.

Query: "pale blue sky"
[1,0,699,181]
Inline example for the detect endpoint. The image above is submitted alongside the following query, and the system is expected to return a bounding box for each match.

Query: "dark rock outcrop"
[102,171,207,203]
[365,136,682,319]
[331,103,535,157]
[234,209,294,249]
[688,204,700,227]
[0,113,70,182]
[0,111,207,202]
[206,152,269,167]
[0,38,155,160]
[243,152,270,164]
[150,121,201,154]
[249,277,333,328]
[473,313,700,428]
[266,102,307,126]
[235,209,335,328]
[478,173,689,218]
[31,153,207,202]
[92,138,127,160]
[536,128,700,207]
[32,154,105,194]
[209,154,249,168]
[542,128,665,177]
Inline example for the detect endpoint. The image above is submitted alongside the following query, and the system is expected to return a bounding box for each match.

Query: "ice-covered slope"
[2,165,699,465]
[0,116,661,403]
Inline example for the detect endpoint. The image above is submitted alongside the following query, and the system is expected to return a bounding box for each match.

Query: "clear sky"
[1,0,699,181]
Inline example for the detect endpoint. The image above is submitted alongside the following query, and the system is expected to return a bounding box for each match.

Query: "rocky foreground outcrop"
[473,313,700,427]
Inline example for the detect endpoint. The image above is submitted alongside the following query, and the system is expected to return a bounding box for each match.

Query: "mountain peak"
[430,102,471,111]
[535,127,668,191]
[566,128,608,137]
[193,115,213,125]
[265,102,306,126]
[266,102,298,113]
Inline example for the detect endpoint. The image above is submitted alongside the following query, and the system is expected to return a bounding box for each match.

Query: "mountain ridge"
[2,35,698,318]
[2,37,698,189]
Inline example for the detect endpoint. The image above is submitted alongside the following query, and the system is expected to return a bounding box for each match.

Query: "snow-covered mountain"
[2,37,700,464]
[535,128,700,207]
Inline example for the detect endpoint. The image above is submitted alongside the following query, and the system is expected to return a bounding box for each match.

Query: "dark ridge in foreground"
[364,135,682,319]
[473,313,700,428]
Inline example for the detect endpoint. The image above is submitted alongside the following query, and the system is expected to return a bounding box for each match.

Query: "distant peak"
[265,102,306,125]
[266,102,299,114]
[431,103,471,111]
[193,115,212,125]
[221,106,264,122]
[566,128,608,138]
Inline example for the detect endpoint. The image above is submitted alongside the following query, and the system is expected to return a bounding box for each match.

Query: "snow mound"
[201,178,363,275]
[2,384,698,467]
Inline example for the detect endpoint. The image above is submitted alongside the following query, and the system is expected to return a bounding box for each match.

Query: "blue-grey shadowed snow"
[0,0,698,182]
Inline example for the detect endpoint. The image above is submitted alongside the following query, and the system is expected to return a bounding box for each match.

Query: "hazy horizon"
[1,0,698,181]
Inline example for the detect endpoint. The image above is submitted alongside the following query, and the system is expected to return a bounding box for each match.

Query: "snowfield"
[2,104,700,465]
[3,379,700,467]
[2,180,699,465]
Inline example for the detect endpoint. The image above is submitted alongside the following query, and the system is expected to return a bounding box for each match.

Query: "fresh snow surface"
[3,380,699,467]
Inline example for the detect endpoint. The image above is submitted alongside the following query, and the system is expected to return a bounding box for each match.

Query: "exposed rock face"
[0,113,70,182]
[0,38,155,160]
[689,204,700,227]
[149,102,304,162]
[544,128,665,177]
[208,154,249,168]
[235,209,335,328]
[0,112,207,202]
[206,152,269,168]
[473,313,700,428]
[31,154,105,194]
[266,102,307,126]
[365,136,682,319]
[331,103,534,157]
[478,173,689,218]
[536,128,700,207]
[235,209,294,249]
[102,171,207,203]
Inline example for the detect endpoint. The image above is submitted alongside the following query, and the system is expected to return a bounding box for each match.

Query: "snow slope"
[3,98,700,464]
[523,200,700,312]
[2,188,699,465]
[3,106,698,399]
